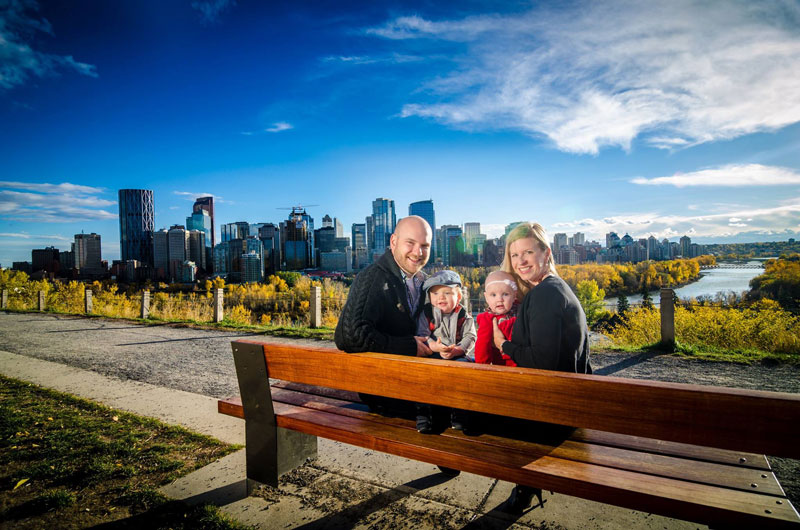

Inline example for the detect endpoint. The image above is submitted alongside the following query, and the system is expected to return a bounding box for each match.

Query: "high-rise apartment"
[680,235,692,258]
[553,233,568,251]
[118,189,154,267]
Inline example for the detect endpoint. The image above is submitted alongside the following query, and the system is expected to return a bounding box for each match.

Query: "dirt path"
[1,311,798,507]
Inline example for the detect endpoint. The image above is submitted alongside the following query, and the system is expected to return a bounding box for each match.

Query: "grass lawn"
[0,375,248,529]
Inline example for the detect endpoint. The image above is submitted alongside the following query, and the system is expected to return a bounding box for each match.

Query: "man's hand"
[415,336,433,357]
[492,319,506,351]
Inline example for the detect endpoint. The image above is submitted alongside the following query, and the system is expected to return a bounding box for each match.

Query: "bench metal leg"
[232,342,318,493]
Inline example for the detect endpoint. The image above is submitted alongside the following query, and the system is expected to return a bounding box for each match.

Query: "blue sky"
[2,0,800,265]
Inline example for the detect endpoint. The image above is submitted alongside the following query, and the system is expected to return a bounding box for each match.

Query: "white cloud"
[173,191,230,205]
[0,232,71,241]
[174,191,217,199]
[0,181,105,194]
[321,53,423,65]
[632,164,800,187]
[369,1,800,154]
[0,181,115,222]
[0,0,97,90]
[550,196,800,242]
[266,122,293,133]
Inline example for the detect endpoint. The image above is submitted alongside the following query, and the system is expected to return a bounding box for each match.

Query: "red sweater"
[475,311,517,366]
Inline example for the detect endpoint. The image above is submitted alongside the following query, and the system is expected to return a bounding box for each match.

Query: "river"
[603,259,769,309]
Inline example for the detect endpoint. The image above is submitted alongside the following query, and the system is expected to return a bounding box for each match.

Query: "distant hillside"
[705,240,800,258]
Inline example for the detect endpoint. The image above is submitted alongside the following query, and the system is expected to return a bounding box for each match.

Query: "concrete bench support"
[213,288,224,323]
[141,290,150,319]
[309,285,321,328]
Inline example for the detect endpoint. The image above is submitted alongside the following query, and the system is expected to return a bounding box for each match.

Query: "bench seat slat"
[267,398,800,529]
[269,381,773,470]
[218,391,785,497]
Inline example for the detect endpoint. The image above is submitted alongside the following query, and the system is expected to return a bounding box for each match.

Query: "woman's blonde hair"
[501,222,558,298]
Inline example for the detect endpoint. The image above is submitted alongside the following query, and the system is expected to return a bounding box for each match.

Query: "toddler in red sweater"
[475,270,518,366]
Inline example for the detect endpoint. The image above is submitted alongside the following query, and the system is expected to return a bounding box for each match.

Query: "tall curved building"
[118,189,154,267]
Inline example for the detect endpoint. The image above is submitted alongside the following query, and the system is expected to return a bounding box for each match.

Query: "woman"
[492,222,591,513]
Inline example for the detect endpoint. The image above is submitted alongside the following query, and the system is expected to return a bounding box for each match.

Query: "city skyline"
[2,1,800,266]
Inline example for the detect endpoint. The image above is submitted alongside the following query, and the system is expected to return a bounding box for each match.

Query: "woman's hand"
[492,319,505,351]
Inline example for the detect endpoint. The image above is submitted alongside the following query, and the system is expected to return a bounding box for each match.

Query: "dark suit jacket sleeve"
[334,268,417,356]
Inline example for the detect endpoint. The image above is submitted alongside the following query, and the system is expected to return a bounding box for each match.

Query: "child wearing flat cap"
[415,269,476,433]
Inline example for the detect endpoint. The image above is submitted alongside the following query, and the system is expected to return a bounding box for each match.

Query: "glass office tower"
[118,189,154,267]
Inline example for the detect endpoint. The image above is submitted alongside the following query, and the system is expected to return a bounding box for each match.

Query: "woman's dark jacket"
[334,250,423,356]
[503,275,592,374]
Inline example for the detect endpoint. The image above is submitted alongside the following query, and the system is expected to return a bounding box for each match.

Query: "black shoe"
[450,410,467,431]
[437,465,460,477]
[501,485,543,515]
[416,414,434,434]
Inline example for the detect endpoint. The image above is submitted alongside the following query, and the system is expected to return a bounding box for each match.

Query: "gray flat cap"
[422,269,463,292]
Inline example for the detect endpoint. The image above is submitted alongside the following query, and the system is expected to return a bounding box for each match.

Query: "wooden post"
[141,290,150,319]
[310,285,322,328]
[85,289,93,314]
[1,289,7,309]
[38,290,45,311]
[213,288,224,323]
[461,286,470,314]
[660,288,675,350]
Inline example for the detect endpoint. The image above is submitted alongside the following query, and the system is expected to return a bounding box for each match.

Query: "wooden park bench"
[218,340,800,528]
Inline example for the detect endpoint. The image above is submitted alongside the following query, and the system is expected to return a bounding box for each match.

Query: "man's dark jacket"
[334,250,423,356]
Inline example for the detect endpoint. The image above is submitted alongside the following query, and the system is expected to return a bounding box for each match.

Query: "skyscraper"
[351,223,367,270]
[167,225,189,282]
[74,233,102,275]
[371,198,396,256]
[118,189,154,267]
[186,209,212,271]
[409,200,436,258]
[153,229,169,280]
[193,196,215,249]
[281,207,314,270]
[463,222,480,254]
[257,223,281,276]
[188,230,207,271]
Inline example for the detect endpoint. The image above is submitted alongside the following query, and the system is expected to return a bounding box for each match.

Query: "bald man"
[335,215,433,357]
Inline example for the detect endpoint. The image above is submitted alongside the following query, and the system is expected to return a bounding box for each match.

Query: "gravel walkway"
[1,311,798,506]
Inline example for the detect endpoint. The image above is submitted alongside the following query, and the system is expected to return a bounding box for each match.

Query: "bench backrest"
[232,340,800,458]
